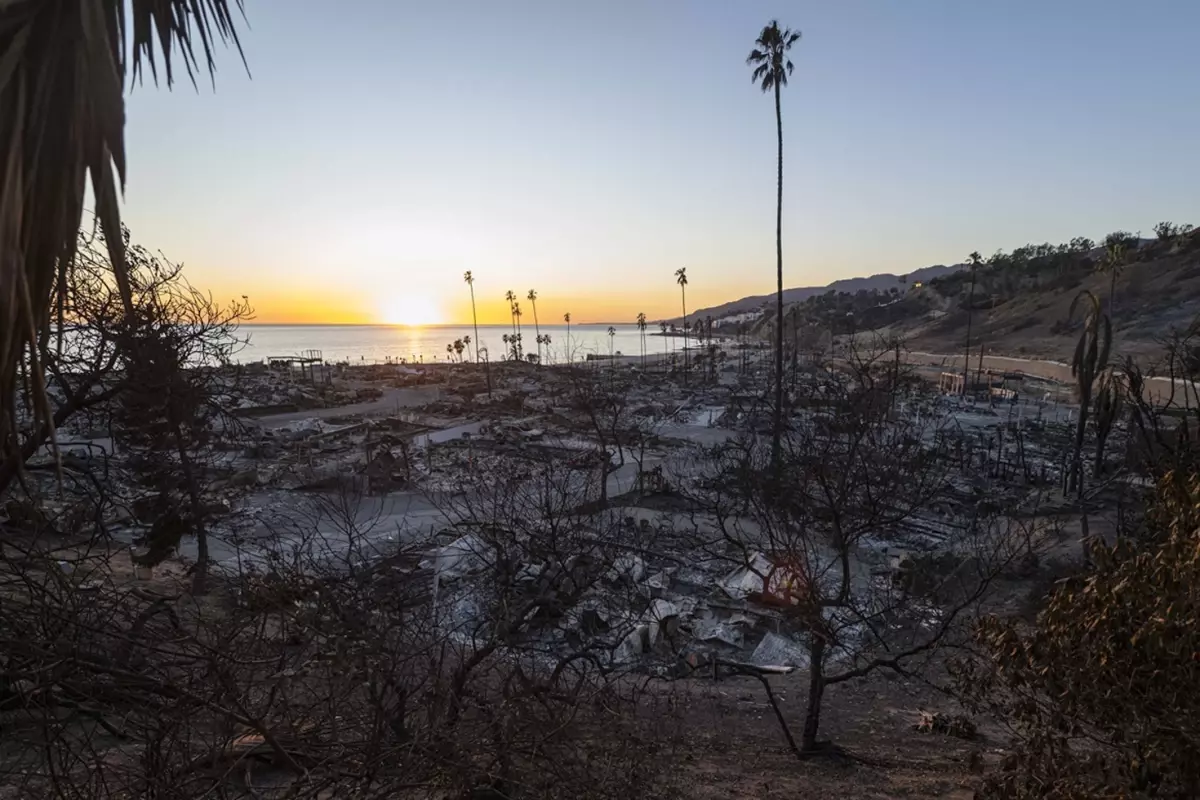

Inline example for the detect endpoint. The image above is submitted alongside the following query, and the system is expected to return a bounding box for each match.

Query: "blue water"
[236,324,684,365]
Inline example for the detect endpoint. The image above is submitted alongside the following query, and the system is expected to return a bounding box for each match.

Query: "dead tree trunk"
[802,634,827,751]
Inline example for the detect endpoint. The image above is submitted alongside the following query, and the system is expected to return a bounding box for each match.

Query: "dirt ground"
[647,667,988,799]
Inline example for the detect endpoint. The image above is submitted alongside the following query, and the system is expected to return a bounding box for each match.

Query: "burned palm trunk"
[1066,291,1112,498]
[1092,370,1124,478]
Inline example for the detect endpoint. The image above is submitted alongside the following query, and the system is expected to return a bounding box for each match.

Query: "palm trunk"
[532,302,541,366]
[962,271,976,396]
[1109,267,1117,323]
[474,291,490,391]
[770,82,785,478]
[1069,393,1090,498]
[470,287,481,365]
[791,310,799,388]
[681,289,688,384]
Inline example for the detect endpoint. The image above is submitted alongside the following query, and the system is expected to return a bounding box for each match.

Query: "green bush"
[957,474,1200,798]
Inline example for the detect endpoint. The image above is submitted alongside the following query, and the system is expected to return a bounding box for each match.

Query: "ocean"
[235,324,684,365]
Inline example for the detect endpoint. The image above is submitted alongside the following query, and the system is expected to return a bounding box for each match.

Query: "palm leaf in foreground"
[0,0,246,470]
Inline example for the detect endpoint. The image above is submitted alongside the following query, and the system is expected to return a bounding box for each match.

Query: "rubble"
[12,342,1116,688]
[751,632,810,669]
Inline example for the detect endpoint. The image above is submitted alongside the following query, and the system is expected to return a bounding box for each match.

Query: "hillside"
[703,226,1200,365]
[679,262,965,322]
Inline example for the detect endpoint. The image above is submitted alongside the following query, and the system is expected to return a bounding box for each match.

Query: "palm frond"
[0,0,245,471]
[748,20,801,94]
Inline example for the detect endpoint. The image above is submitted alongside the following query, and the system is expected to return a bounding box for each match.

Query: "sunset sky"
[120,0,1200,325]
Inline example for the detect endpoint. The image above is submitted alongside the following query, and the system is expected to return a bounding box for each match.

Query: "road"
[904,349,1196,405]
[252,386,442,428]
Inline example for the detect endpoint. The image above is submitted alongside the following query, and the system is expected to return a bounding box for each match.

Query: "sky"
[121,0,1200,325]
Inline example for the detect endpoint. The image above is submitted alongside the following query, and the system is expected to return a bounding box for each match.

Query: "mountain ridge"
[673,262,965,323]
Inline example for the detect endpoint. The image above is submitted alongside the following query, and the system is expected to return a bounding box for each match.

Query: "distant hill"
[674,263,965,324]
[715,228,1200,364]
[898,233,1200,362]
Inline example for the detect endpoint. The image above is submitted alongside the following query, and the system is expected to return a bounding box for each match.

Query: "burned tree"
[689,345,1021,754]
[1,228,144,497]
[108,251,252,594]
[1124,321,1200,480]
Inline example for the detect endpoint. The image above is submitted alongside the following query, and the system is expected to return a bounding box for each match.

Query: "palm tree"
[464,272,481,361]
[505,290,517,341]
[748,19,801,476]
[675,267,689,383]
[446,343,454,362]
[563,312,571,363]
[0,1,245,484]
[607,326,616,367]
[463,273,490,392]
[502,333,511,360]
[1066,290,1112,498]
[463,334,472,363]
[527,289,541,366]
[636,312,648,369]
[962,251,982,396]
[453,338,465,362]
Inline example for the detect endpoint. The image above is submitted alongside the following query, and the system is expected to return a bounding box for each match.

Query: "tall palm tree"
[748,19,801,475]
[607,326,616,367]
[962,251,982,396]
[0,1,246,468]
[636,312,647,369]
[527,289,541,366]
[563,312,571,363]
[675,267,689,383]
[463,272,490,392]
[464,271,481,361]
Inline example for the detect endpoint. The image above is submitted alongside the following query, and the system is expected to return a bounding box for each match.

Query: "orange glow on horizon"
[203,280,757,326]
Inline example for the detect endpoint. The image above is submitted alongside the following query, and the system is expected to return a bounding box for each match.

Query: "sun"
[380,293,443,326]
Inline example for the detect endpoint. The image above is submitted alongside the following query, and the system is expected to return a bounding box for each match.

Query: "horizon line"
[241,321,663,328]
